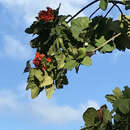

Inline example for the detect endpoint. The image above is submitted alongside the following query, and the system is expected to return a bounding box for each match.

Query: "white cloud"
[0,35,32,59]
[0,82,99,125]
[0,0,88,25]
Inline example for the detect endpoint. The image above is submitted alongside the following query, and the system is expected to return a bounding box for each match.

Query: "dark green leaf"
[103,109,112,124]
[99,0,108,11]
[83,107,97,127]
[123,86,130,98]
[105,94,117,103]
[125,1,130,10]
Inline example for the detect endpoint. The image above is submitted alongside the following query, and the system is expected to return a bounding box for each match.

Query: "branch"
[89,7,100,19]
[104,4,115,17]
[67,0,99,23]
[114,4,123,16]
[66,0,125,23]
[87,33,121,53]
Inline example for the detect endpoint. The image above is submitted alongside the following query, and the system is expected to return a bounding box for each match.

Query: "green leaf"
[99,0,108,11]
[112,87,122,99]
[34,69,43,82]
[81,56,92,66]
[103,109,112,124]
[28,68,36,82]
[83,108,97,127]
[105,94,117,103]
[55,54,65,69]
[123,86,130,98]
[31,86,40,99]
[26,82,37,91]
[45,84,55,99]
[64,59,78,70]
[40,71,53,87]
[70,17,91,41]
[118,99,130,114]
[95,36,106,47]
[100,44,115,53]
[77,47,87,59]
[113,99,130,114]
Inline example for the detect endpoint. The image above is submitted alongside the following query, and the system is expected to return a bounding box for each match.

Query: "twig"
[67,0,99,23]
[87,33,121,52]
[104,4,115,17]
[114,4,123,16]
[89,7,100,19]
[66,0,125,23]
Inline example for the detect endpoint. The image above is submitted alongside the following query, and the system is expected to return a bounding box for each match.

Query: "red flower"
[42,65,46,70]
[33,52,45,67]
[46,57,52,62]
[33,57,40,67]
[38,7,55,22]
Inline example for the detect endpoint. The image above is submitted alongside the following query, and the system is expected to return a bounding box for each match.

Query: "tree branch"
[89,7,100,19]
[66,0,125,23]
[104,4,115,17]
[67,0,99,23]
[87,33,121,53]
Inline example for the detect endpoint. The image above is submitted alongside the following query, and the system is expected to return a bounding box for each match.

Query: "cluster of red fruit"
[38,7,55,22]
[33,52,52,70]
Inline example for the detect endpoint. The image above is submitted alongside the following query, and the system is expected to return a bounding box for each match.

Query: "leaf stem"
[87,33,121,52]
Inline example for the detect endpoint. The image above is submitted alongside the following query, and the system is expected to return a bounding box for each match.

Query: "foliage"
[81,86,130,130]
[24,0,130,100]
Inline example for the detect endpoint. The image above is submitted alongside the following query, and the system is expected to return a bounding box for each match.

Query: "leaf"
[81,56,92,66]
[31,86,40,99]
[99,0,108,11]
[28,68,36,82]
[40,71,53,87]
[26,82,37,91]
[83,108,97,127]
[112,87,122,98]
[95,36,106,47]
[100,44,115,53]
[103,109,112,124]
[64,59,78,70]
[118,99,130,114]
[123,86,130,98]
[105,94,117,103]
[70,17,91,41]
[113,99,130,114]
[55,54,65,69]
[77,47,87,59]
[34,69,43,82]
[45,84,55,99]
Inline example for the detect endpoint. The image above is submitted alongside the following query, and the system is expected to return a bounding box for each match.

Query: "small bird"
[24,60,31,73]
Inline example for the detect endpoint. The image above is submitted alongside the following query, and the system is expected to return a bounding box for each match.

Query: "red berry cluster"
[33,51,52,70]
[38,7,55,22]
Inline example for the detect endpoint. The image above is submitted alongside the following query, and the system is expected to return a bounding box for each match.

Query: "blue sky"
[0,0,130,130]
